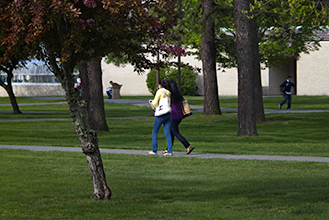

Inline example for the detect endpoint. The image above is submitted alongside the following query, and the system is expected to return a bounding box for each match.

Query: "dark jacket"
[170,96,184,120]
[280,80,295,94]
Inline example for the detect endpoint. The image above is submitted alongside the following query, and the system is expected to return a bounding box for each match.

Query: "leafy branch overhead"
[0,0,181,72]
[250,0,329,65]
[177,0,329,69]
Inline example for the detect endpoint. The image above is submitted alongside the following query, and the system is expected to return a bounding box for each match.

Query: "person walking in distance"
[279,76,295,110]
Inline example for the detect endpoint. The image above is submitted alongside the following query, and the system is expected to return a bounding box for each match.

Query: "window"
[0,65,60,85]
[0,74,6,83]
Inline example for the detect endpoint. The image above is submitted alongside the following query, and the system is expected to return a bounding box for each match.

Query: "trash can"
[112,85,122,99]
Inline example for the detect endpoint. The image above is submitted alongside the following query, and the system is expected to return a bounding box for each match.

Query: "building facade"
[1,41,328,97]
[0,62,65,97]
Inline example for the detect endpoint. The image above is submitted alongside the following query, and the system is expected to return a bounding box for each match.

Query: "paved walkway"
[1,97,329,163]
[1,145,329,163]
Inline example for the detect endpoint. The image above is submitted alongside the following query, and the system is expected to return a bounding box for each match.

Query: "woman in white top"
[148,79,173,156]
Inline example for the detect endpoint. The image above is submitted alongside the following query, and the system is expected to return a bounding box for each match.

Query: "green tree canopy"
[254,0,329,65]
[178,0,329,68]
[146,65,199,95]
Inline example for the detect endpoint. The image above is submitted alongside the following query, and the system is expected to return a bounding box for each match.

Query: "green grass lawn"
[0,96,65,104]
[187,96,329,110]
[1,149,329,219]
[121,95,329,110]
[1,96,329,219]
[1,96,329,156]
[1,111,328,157]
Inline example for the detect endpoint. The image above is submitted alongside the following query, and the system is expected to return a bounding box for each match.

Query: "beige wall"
[297,42,329,96]
[101,61,150,96]
[217,68,238,96]
[3,42,328,97]
[101,56,273,97]
[101,55,242,97]
[0,85,65,97]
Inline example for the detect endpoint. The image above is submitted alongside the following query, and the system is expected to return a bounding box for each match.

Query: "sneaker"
[279,104,282,109]
[148,151,157,155]
[287,108,292,110]
[163,153,173,156]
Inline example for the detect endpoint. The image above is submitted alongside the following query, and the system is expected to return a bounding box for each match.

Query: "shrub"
[146,65,198,96]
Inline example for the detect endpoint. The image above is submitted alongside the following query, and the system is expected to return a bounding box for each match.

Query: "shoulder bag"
[154,89,171,116]
[181,99,192,118]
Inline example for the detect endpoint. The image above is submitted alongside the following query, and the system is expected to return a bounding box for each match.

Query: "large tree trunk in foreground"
[250,10,266,122]
[79,59,109,131]
[50,59,111,200]
[200,0,221,115]
[234,0,258,136]
[0,71,22,114]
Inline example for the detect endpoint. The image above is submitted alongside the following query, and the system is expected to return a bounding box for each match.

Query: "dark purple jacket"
[171,97,184,120]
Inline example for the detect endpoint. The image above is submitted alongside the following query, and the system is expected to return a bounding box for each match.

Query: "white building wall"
[101,55,273,97]
[101,55,242,97]
[101,61,150,96]
[217,68,238,96]
[4,42,329,97]
[261,66,270,95]
[297,41,329,96]
[0,85,65,97]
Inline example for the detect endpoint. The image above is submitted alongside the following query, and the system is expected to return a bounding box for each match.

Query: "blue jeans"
[106,91,112,99]
[280,93,292,109]
[152,113,172,153]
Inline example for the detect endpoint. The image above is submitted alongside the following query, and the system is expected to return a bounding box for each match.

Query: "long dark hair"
[160,79,167,88]
[167,80,182,104]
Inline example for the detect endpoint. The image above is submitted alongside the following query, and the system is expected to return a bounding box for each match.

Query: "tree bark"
[79,59,109,131]
[156,51,160,86]
[79,61,89,102]
[50,58,111,200]
[200,0,221,115]
[0,71,22,114]
[233,0,258,136]
[86,58,109,131]
[250,9,266,122]
[177,54,181,93]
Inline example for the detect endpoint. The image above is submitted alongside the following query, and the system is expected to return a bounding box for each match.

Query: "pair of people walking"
[148,79,194,156]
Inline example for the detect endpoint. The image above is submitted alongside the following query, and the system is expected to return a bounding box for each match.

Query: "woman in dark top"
[163,80,194,155]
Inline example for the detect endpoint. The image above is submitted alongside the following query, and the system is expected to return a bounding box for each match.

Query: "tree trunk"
[68,93,111,200]
[79,61,89,102]
[250,9,266,122]
[86,58,109,131]
[200,0,221,115]
[177,54,181,93]
[0,71,22,114]
[50,59,111,200]
[156,51,160,86]
[233,0,258,136]
[79,59,109,131]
